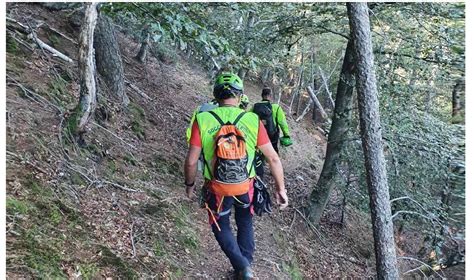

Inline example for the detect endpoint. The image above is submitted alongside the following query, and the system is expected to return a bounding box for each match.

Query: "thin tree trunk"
[94,14,129,106]
[238,10,256,80]
[74,3,98,135]
[306,39,356,223]
[135,25,150,63]
[307,86,328,120]
[348,3,399,279]
[451,76,464,123]
[312,77,319,122]
[319,66,336,110]
[295,50,306,116]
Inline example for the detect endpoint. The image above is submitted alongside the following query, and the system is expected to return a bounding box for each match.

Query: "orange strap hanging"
[205,202,221,232]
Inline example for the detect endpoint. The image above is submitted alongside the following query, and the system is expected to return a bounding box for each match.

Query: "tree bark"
[319,66,336,110]
[135,25,150,63]
[238,10,256,80]
[94,14,129,106]
[451,76,464,124]
[307,86,328,120]
[347,3,399,279]
[306,39,356,224]
[312,77,319,122]
[74,3,98,135]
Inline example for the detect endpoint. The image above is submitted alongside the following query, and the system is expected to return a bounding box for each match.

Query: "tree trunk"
[94,14,129,106]
[451,77,464,124]
[238,10,256,80]
[74,3,98,135]
[347,3,399,279]
[306,39,356,224]
[135,25,150,63]
[319,66,336,110]
[295,56,305,116]
[307,86,328,120]
[312,77,319,122]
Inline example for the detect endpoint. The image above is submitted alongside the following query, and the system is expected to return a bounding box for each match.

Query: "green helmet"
[213,72,244,98]
[239,94,250,109]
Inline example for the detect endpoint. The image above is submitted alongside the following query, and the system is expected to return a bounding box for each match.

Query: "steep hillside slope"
[6,4,376,279]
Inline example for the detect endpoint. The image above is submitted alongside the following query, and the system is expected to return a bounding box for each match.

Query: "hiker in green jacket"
[186,99,218,144]
[239,94,250,111]
[184,72,288,280]
[252,87,292,176]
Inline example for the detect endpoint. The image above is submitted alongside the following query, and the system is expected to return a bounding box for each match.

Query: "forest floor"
[5,4,384,279]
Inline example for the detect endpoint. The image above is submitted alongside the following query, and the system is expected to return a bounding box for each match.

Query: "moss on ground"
[99,246,138,279]
[128,103,146,140]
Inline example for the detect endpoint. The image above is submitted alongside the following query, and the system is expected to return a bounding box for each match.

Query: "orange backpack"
[206,111,251,196]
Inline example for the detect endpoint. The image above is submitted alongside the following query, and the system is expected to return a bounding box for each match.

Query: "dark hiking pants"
[206,190,255,270]
[270,134,279,154]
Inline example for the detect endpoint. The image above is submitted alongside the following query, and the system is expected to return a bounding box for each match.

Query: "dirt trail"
[6,4,375,279]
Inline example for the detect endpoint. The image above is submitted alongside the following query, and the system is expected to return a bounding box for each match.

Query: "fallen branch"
[391,210,436,223]
[130,222,137,257]
[92,122,137,150]
[29,33,73,63]
[41,22,78,45]
[398,256,445,279]
[261,258,281,272]
[293,207,324,243]
[318,66,335,110]
[125,80,152,100]
[103,180,141,193]
[296,83,325,122]
[6,150,50,175]
[6,74,63,113]
[7,16,73,63]
[7,31,34,52]
[296,53,343,122]
[307,85,328,120]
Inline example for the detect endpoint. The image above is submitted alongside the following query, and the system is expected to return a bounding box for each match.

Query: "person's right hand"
[275,189,288,210]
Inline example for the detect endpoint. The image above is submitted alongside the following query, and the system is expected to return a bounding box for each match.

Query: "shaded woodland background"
[5,2,465,279]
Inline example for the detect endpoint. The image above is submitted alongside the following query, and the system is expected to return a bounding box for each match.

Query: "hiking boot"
[235,266,254,280]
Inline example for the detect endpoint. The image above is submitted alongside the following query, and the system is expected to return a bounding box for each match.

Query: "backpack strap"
[233,112,247,125]
[208,111,224,126]
[275,105,280,127]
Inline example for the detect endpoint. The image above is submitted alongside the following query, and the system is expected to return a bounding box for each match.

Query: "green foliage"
[78,263,99,280]
[6,176,88,279]
[6,34,19,54]
[172,204,200,251]
[283,259,303,280]
[99,246,138,279]
[128,102,146,139]
[45,76,71,107]
[151,42,179,65]
[23,228,66,279]
[47,33,61,46]
[107,160,117,175]
[65,106,81,137]
[7,198,31,215]
[123,153,138,166]
[150,154,182,176]
[70,171,86,186]
[154,237,166,257]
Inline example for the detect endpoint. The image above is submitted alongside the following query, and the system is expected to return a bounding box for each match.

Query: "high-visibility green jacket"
[252,100,290,137]
[196,107,260,180]
[186,101,218,144]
